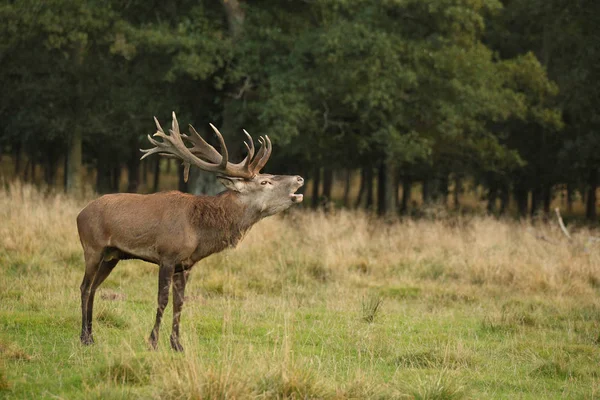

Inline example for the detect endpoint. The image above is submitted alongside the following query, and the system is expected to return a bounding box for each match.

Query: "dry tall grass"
[1,181,597,295]
[1,181,599,398]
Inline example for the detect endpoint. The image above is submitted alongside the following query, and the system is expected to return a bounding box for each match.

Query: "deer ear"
[217,176,246,192]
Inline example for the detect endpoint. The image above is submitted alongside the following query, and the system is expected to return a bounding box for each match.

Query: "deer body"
[77,113,303,351]
[78,191,257,268]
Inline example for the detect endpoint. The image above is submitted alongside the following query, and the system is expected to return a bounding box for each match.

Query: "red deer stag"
[77,113,304,351]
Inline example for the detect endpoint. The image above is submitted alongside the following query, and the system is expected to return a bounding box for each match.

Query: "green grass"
[2,260,599,399]
[1,183,599,398]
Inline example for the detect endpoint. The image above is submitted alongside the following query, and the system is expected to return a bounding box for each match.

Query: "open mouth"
[290,177,304,203]
[290,183,304,203]
[290,193,303,203]
[290,187,303,203]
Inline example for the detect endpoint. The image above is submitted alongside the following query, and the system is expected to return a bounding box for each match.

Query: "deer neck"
[190,191,262,247]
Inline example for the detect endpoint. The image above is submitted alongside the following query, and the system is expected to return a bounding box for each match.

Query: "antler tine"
[243,130,255,160]
[248,136,266,173]
[140,117,169,159]
[187,124,222,163]
[140,134,165,160]
[154,116,165,134]
[248,135,273,174]
[171,111,179,136]
[208,123,229,170]
[253,135,272,173]
[230,129,256,170]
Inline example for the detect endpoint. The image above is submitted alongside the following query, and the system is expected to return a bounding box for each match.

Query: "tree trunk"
[311,167,321,209]
[586,168,598,221]
[530,187,542,217]
[14,141,22,177]
[111,164,121,192]
[214,2,246,161]
[566,183,573,214]
[440,174,449,207]
[342,169,351,208]
[190,170,224,195]
[63,155,68,190]
[423,176,444,205]
[387,162,397,216]
[378,160,396,217]
[96,155,112,194]
[221,0,245,39]
[187,128,222,196]
[453,175,461,209]
[499,183,509,215]
[186,0,248,196]
[44,159,52,186]
[142,159,148,186]
[30,155,36,182]
[126,143,140,193]
[152,158,160,193]
[395,173,401,211]
[322,167,333,202]
[422,179,430,205]
[44,156,58,186]
[401,178,412,214]
[365,168,374,210]
[487,186,498,214]
[65,130,83,194]
[23,159,31,182]
[355,168,366,208]
[377,162,386,216]
[65,41,85,195]
[514,184,528,218]
[543,185,551,215]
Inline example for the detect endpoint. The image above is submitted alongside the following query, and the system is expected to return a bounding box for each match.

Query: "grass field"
[0,182,599,399]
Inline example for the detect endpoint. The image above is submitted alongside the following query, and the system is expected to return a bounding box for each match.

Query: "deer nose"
[296,176,304,185]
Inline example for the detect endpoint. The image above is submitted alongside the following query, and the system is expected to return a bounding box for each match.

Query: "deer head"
[218,174,304,217]
[141,112,304,215]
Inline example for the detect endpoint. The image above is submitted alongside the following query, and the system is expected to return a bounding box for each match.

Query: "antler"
[140,112,272,182]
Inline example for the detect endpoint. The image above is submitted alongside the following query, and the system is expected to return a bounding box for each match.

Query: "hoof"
[170,335,184,352]
[80,334,94,345]
[148,339,158,351]
[148,332,159,350]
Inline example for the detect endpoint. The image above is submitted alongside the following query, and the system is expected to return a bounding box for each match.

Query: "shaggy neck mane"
[190,190,260,236]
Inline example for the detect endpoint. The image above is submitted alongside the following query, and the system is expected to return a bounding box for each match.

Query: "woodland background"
[2,2,600,398]
[1,0,599,220]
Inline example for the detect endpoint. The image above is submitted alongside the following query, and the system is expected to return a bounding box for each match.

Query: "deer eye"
[261,181,271,185]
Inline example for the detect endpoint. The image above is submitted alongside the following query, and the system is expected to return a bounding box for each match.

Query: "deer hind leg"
[170,269,189,352]
[86,258,119,341]
[149,263,175,350]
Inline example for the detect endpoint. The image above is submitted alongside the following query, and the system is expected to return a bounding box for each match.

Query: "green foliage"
[486,0,600,202]
[232,0,561,180]
[0,0,228,187]
[1,0,597,216]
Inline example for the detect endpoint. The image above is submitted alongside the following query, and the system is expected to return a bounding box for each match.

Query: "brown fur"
[77,174,303,351]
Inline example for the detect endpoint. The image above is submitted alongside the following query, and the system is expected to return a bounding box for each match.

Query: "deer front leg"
[149,263,175,350]
[170,269,189,352]
[80,273,94,345]
[80,251,103,345]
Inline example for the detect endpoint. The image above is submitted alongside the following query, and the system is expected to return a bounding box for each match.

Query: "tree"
[234,0,559,215]
[487,0,598,220]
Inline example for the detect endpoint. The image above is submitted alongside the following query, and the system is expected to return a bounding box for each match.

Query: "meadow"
[0,182,599,399]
